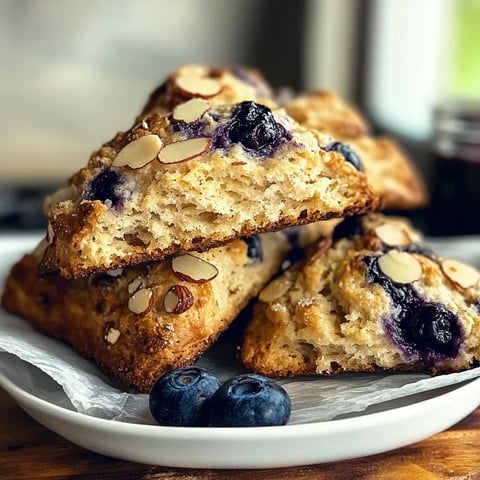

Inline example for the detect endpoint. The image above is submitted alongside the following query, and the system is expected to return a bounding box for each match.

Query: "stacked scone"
[4,64,474,395]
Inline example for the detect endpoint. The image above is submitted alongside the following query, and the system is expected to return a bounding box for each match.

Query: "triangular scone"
[241,213,480,377]
[142,64,275,115]
[41,99,378,278]
[284,91,428,210]
[2,233,289,393]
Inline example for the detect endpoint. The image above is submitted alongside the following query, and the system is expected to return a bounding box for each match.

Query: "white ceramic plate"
[1,350,479,468]
[1,235,480,468]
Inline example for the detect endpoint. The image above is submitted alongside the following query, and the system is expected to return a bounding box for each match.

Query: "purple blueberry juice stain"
[362,254,463,365]
[84,169,126,211]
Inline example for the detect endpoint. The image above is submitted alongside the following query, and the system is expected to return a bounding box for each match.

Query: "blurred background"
[1,0,479,234]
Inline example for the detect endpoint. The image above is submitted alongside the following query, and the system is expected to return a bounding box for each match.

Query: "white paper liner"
[1,235,479,425]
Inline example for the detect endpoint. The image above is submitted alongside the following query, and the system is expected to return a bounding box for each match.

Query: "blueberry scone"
[41,99,378,278]
[284,91,428,210]
[2,233,289,393]
[241,213,480,376]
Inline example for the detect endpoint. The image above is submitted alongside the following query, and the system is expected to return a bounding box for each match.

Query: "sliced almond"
[46,222,55,244]
[378,250,422,284]
[308,237,333,264]
[441,259,480,289]
[104,327,121,345]
[259,277,293,303]
[173,98,210,123]
[106,268,123,278]
[164,285,195,314]
[374,224,411,247]
[128,276,143,294]
[113,134,162,169]
[171,254,218,283]
[175,76,222,98]
[128,288,154,315]
[158,137,211,164]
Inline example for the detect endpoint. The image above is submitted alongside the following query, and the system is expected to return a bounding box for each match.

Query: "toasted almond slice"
[173,98,210,123]
[46,222,55,244]
[164,285,195,314]
[259,277,293,303]
[441,259,480,289]
[113,134,163,169]
[171,254,218,283]
[374,224,411,247]
[158,137,211,164]
[175,76,222,98]
[128,288,154,315]
[106,268,123,278]
[128,276,143,294]
[104,327,121,345]
[378,250,422,284]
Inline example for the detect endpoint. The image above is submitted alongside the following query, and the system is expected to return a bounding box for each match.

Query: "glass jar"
[429,100,480,236]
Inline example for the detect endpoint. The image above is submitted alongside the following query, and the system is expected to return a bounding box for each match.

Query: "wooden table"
[1,388,480,480]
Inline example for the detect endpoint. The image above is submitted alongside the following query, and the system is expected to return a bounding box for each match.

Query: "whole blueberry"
[227,101,284,151]
[409,303,460,355]
[208,374,291,427]
[149,366,221,427]
[243,236,263,263]
[325,142,363,171]
[85,168,124,209]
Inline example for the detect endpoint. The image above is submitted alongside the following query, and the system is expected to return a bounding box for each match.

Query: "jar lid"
[434,99,480,142]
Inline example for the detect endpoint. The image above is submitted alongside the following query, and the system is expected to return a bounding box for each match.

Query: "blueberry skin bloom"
[149,367,221,427]
[208,374,291,427]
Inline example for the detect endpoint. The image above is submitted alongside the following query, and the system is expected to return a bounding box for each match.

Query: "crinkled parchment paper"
[0,235,479,425]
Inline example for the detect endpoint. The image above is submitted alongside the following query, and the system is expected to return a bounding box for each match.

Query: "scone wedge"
[2,233,289,393]
[242,213,480,376]
[41,98,378,278]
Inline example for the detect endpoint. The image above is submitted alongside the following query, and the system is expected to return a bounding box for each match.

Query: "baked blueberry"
[325,142,363,172]
[85,169,124,209]
[227,101,285,152]
[149,366,221,427]
[207,374,291,427]
[363,255,463,363]
[408,303,460,355]
[243,236,263,263]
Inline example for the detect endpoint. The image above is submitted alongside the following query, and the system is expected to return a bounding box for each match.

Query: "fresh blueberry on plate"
[208,373,291,427]
[149,366,221,427]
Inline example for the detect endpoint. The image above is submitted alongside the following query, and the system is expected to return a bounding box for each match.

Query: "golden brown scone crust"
[2,233,290,393]
[41,100,378,278]
[284,91,428,210]
[241,213,480,377]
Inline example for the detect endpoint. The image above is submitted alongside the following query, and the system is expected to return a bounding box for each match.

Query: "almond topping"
[128,276,143,294]
[46,222,55,244]
[259,277,293,303]
[104,327,121,345]
[113,134,162,169]
[158,137,211,164]
[308,236,333,264]
[175,76,222,98]
[106,268,123,278]
[128,288,153,315]
[171,254,218,283]
[173,98,210,123]
[378,250,422,284]
[164,285,195,314]
[441,259,480,289]
[374,224,411,247]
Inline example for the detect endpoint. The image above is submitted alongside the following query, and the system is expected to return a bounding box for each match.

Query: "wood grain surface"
[1,388,480,480]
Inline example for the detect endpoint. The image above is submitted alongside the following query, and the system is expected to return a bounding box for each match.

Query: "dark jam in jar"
[429,100,480,236]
